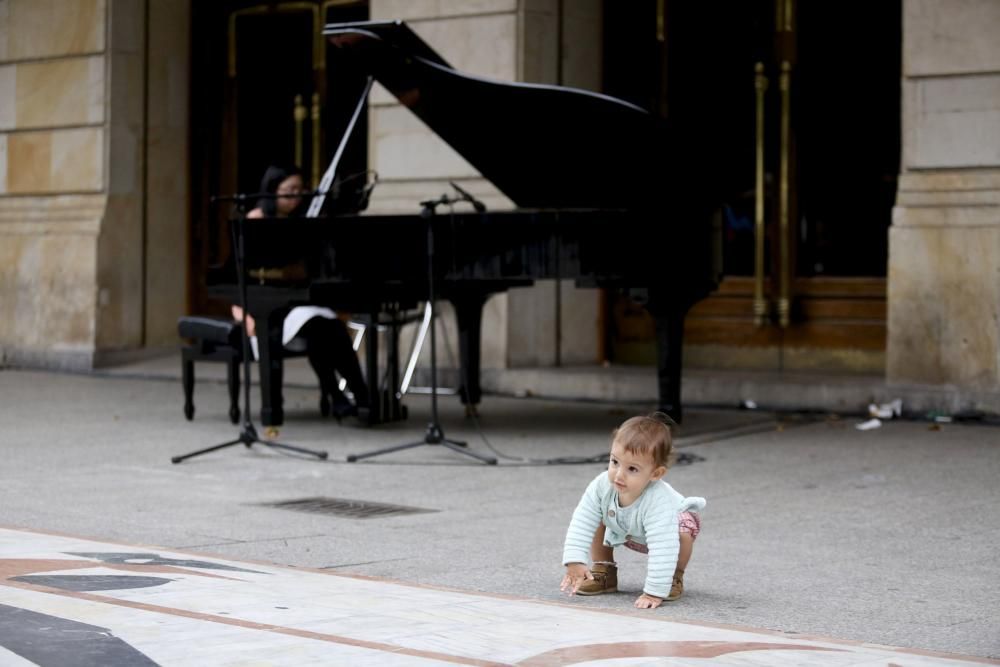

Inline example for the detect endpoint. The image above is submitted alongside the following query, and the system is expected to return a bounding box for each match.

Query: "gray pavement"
[1,363,998,660]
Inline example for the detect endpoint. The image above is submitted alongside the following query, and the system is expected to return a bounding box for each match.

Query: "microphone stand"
[172,193,328,464]
[347,194,496,465]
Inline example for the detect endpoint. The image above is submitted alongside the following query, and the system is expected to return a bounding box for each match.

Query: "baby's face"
[606,440,666,506]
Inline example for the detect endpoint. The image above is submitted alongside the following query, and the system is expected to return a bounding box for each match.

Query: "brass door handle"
[777,60,792,328]
[294,94,307,168]
[753,62,768,327]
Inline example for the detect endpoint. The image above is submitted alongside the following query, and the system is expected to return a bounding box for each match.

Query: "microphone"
[449,180,487,213]
[356,173,378,212]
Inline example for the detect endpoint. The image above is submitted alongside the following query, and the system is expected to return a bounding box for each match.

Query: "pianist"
[233,164,370,421]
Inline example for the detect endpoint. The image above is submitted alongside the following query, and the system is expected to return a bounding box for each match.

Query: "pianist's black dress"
[251,165,370,420]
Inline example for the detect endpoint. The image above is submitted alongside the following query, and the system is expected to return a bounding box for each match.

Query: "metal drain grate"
[260,497,437,519]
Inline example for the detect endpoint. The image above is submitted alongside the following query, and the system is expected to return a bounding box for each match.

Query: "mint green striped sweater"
[562,472,706,599]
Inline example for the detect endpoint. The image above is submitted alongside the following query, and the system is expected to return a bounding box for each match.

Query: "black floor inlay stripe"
[0,603,160,667]
[12,575,173,592]
[67,552,264,574]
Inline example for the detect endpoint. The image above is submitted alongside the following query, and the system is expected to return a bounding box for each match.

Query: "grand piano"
[209,20,721,428]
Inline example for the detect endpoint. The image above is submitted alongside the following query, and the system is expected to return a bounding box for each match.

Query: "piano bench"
[177,316,243,424]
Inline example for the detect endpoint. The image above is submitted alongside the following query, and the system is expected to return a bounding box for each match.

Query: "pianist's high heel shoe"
[318,377,334,418]
[328,387,357,423]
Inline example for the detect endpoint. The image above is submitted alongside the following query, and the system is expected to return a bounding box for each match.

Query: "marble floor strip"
[0,527,995,667]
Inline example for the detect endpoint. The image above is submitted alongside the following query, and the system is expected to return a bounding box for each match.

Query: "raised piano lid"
[324,20,670,211]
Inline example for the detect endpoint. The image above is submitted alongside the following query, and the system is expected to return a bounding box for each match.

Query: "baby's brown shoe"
[667,568,685,601]
[576,562,617,595]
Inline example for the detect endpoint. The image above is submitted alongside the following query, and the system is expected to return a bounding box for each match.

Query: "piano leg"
[649,301,689,425]
[364,311,380,425]
[452,292,487,409]
[258,309,285,428]
[386,307,407,421]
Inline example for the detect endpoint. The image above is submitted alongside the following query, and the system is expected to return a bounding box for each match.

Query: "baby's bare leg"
[590,524,614,562]
[677,531,694,571]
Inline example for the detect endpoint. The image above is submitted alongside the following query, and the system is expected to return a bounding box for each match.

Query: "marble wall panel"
[560,0,601,91]
[0,135,6,194]
[109,50,143,135]
[371,105,480,180]
[144,0,190,346]
[888,224,1000,387]
[481,291,506,368]
[896,170,1000,215]
[520,2,557,84]
[0,1,7,59]
[905,0,1000,76]
[0,65,14,129]
[0,195,105,367]
[6,130,50,192]
[411,14,517,81]
[367,13,516,109]
[14,56,104,129]
[145,123,188,346]
[109,0,142,55]
[105,3,145,198]
[507,282,601,366]
[97,1,147,347]
[559,282,600,364]
[0,232,98,354]
[50,127,102,191]
[373,0,517,22]
[147,0,189,131]
[108,122,138,195]
[507,283,557,367]
[6,128,103,194]
[5,0,105,61]
[96,193,144,348]
[906,74,1000,169]
[0,192,105,228]
[898,169,1000,194]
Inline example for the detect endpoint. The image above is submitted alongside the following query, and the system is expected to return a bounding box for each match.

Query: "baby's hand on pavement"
[634,593,662,609]
[560,563,592,595]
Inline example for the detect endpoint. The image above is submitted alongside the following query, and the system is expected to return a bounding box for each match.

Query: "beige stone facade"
[2,0,998,406]
[889,0,1000,390]
[0,0,187,369]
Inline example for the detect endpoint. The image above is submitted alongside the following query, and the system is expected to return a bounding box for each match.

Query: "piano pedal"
[265,426,280,439]
[464,404,479,419]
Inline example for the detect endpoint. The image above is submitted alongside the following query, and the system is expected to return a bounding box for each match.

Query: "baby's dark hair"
[611,412,676,469]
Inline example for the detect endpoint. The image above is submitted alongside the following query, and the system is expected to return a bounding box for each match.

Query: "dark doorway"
[603,0,901,369]
[189,1,369,315]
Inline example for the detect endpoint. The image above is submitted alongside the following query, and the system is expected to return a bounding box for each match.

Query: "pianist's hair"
[611,412,676,469]
[257,164,304,217]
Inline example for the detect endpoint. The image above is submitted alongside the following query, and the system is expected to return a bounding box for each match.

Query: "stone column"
[888,0,1000,390]
[0,0,189,369]
[143,0,190,348]
[0,0,107,369]
[507,0,603,369]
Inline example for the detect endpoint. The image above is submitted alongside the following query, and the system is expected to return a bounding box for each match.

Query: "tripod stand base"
[346,422,496,464]
[172,423,328,464]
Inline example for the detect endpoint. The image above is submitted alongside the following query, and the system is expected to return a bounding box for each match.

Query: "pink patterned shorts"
[624,511,701,554]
